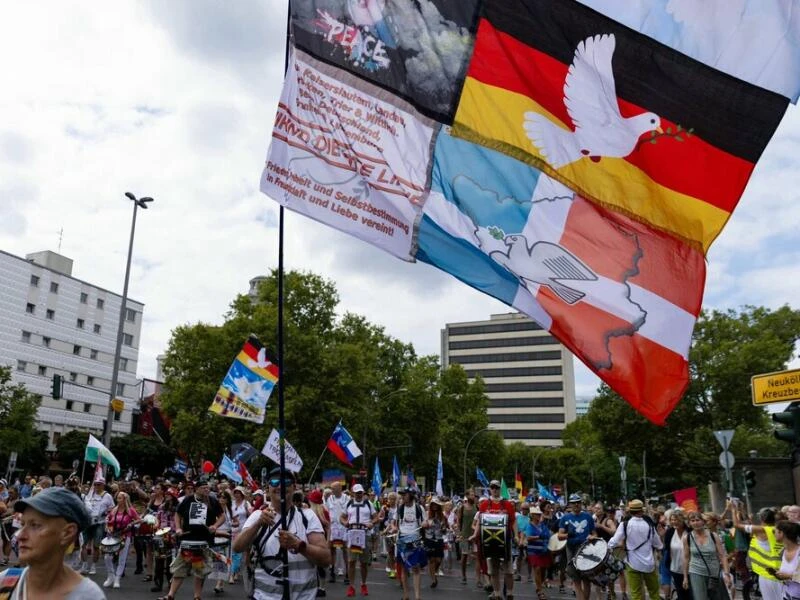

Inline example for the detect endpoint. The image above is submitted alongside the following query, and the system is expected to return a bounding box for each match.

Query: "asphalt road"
[81,561,579,600]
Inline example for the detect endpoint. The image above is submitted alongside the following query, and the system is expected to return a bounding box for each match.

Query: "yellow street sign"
[751,368,800,406]
[111,398,125,413]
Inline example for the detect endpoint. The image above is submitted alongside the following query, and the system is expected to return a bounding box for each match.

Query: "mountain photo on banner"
[451,0,788,252]
[418,130,704,423]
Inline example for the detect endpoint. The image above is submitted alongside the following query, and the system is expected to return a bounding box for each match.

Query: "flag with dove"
[208,335,279,424]
[259,0,795,424]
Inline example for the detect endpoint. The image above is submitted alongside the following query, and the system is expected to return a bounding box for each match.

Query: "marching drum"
[479,513,507,560]
[153,527,172,555]
[100,536,122,554]
[209,536,231,581]
[572,538,624,585]
[179,539,209,558]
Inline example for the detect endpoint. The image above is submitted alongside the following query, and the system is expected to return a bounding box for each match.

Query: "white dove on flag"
[523,34,662,168]
[490,236,598,305]
[247,347,273,370]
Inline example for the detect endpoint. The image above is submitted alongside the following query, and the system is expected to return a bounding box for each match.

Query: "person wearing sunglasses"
[234,467,329,599]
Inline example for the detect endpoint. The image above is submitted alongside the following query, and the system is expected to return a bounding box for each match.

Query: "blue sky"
[0,1,797,410]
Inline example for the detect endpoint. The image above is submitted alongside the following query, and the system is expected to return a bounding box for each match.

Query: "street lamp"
[104,192,152,447]
[363,387,408,468]
[462,427,490,493]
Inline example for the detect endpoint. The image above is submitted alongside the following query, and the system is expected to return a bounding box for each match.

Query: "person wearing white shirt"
[79,478,114,575]
[325,482,350,583]
[608,499,663,600]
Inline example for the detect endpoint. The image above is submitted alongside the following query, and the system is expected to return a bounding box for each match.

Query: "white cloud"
[0,1,797,409]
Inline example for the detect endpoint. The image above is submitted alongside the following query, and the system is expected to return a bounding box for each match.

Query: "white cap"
[352,484,365,493]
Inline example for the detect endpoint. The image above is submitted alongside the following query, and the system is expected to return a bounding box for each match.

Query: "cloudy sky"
[1,2,798,404]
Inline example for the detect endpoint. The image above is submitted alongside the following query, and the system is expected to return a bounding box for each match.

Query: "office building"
[441,312,576,446]
[575,396,592,417]
[0,250,143,450]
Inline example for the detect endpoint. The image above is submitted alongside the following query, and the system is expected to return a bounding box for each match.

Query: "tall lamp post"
[463,427,490,493]
[363,388,408,469]
[104,192,152,447]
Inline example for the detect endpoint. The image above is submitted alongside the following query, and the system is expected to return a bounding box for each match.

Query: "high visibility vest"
[748,525,782,581]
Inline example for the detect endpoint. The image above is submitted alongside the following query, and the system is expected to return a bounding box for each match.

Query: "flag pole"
[277,4,292,599]
[306,445,329,486]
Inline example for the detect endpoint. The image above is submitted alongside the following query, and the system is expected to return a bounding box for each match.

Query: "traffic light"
[773,404,800,446]
[744,469,756,489]
[51,374,63,400]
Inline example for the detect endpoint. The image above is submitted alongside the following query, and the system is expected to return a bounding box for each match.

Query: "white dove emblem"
[573,519,588,534]
[523,34,662,168]
[247,347,273,370]
[490,236,598,305]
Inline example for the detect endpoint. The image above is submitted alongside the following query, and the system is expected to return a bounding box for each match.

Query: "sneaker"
[389,570,397,579]
[338,568,344,576]
[559,586,566,594]
[361,584,369,596]
[79,562,89,574]
[88,566,97,575]
[103,575,114,588]
[438,570,444,577]
[346,585,356,597]
[515,574,522,582]
[386,566,392,573]
[113,576,120,589]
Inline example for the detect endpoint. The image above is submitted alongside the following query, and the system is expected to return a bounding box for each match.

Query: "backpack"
[243,507,310,599]
[397,502,424,523]
[346,500,375,525]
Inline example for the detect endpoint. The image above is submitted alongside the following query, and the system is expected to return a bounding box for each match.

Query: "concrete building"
[575,396,592,417]
[441,312,576,446]
[0,250,143,450]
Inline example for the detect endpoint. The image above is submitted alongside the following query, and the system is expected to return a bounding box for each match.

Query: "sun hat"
[352,483,365,493]
[530,505,543,515]
[489,479,501,487]
[628,499,645,512]
[430,496,445,506]
[14,487,91,531]
[568,493,582,503]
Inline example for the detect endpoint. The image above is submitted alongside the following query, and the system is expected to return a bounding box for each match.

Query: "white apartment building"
[0,250,143,450]
[441,312,577,446]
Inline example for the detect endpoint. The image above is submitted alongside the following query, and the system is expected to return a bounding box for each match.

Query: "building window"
[66,400,74,410]
[46,309,55,320]
[119,357,128,371]
[76,318,84,329]
[21,331,31,342]
[116,382,125,396]
[125,308,136,323]
[114,411,121,421]
[30,275,39,287]
[122,333,134,346]
[90,349,98,360]
[72,345,81,356]
[52,431,61,446]
[87,376,94,386]
[16,360,27,372]
[93,324,101,334]
[83,403,91,413]
[96,298,105,309]
[37,365,47,376]
[69,372,77,382]
[42,336,51,348]
[25,303,35,314]
[80,292,88,304]
[50,282,59,293]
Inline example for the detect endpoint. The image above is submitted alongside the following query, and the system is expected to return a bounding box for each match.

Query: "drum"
[153,527,173,557]
[209,536,231,581]
[573,538,609,579]
[479,513,507,560]
[179,539,209,558]
[548,533,567,553]
[137,513,158,536]
[100,536,122,554]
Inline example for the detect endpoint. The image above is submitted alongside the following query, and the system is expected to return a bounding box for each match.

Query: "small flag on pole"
[435,448,444,497]
[392,456,401,491]
[326,421,362,467]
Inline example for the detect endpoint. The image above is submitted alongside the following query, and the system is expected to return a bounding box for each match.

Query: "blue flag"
[372,457,382,497]
[476,467,489,487]
[407,467,417,490]
[537,481,556,502]
[435,448,444,497]
[219,454,243,484]
[392,456,401,492]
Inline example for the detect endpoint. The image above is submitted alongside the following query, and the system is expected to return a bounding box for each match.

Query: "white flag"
[261,429,303,473]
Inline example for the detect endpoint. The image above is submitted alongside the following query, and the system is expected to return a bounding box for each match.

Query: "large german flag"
[452,0,789,252]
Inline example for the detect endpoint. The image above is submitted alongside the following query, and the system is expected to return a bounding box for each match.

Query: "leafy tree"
[109,434,175,476]
[55,429,91,472]
[0,366,47,474]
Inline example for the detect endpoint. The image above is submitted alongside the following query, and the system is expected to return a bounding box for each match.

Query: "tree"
[109,434,175,476]
[56,430,91,471]
[0,366,47,475]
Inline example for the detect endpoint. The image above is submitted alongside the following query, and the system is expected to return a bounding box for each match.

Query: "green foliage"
[0,366,47,474]
[160,270,493,491]
[109,434,176,476]
[56,430,91,469]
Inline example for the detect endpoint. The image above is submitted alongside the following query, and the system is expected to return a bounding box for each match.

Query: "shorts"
[459,539,475,555]
[565,544,583,581]
[397,540,428,572]
[486,556,513,576]
[424,539,444,559]
[84,523,105,546]
[170,547,213,578]
[348,536,373,564]
[529,553,553,569]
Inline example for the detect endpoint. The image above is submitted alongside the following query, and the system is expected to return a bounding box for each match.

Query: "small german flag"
[453,0,788,252]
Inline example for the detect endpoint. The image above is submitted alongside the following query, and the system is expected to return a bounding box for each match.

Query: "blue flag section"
[407,467,417,491]
[537,481,556,502]
[392,456,401,491]
[219,454,243,484]
[476,467,490,487]
[372,457,383,497]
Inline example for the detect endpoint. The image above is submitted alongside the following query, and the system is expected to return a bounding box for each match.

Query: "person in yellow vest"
[733,507,783,600]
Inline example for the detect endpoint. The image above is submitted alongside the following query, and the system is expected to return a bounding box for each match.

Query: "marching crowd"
[0,472,799,600]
